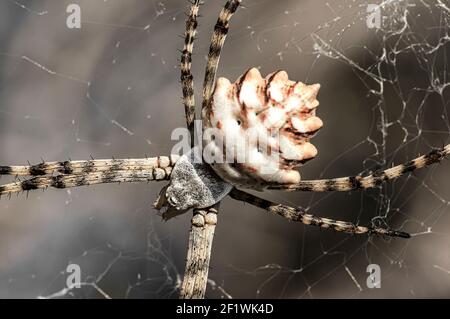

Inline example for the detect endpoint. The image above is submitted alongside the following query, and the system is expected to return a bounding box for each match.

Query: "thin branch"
[229,188,410,238]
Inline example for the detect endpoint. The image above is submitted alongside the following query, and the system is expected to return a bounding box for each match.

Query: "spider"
[0,0,449,298]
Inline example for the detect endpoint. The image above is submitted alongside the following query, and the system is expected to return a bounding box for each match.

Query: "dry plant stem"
[180,205,219,299]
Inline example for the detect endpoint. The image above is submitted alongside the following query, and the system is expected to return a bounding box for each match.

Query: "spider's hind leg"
[229,188,411,239]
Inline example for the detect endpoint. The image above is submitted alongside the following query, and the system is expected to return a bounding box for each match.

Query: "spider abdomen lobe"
[203,68,323,189]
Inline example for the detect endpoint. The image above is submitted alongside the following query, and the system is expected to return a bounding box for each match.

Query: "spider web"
[0,0,448,298]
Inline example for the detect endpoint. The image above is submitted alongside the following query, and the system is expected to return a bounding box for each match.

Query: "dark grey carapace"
[154,146,233,220]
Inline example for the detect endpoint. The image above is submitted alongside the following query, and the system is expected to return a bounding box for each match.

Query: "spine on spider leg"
[201,0,241,116]
[271,144,450,192]
[229,189,410,238]
[181,0,201,140]
[0,156,179,176]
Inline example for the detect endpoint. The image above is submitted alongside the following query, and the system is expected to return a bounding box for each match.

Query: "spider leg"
[181,0,202,141]
[0,156,178,176]
[0,170,172,197]
[201,0,241,116]
[229,188,410,238]
[269,144,450,192]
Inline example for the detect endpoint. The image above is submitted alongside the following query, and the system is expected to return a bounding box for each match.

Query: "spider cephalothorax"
[203,67,323,189]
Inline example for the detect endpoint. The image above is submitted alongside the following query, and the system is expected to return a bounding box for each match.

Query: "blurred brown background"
[0,0,449,298]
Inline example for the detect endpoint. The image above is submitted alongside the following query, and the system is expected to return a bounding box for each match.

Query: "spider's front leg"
[0,157,177,196]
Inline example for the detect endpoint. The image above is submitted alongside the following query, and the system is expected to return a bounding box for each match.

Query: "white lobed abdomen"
[203,68,323,190]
